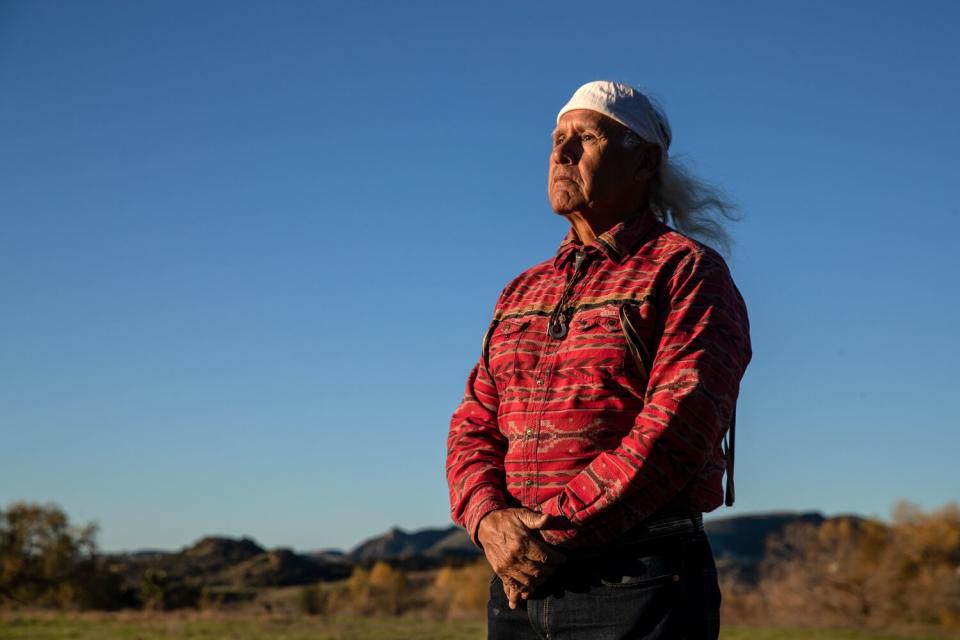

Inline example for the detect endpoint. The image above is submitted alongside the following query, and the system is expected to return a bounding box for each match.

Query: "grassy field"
[0,613,953,640]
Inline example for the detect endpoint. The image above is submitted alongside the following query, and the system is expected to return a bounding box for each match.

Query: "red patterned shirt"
[446,210,752,550]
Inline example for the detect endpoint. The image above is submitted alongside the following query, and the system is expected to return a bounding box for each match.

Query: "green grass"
[0,614,951,640]
[721,629,949,640]
[0,614,484,640]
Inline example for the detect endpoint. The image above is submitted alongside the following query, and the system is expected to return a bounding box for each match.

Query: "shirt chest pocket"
[486,318,533,384]
[556,308,627,384]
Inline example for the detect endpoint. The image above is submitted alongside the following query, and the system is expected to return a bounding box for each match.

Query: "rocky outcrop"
[348,526,466,562]
[223,548,349,587]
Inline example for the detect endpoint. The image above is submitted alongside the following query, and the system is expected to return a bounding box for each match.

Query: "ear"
[633,143,661,181]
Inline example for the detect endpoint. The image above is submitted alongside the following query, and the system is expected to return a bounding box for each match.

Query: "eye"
[553,135,565,146]
[581,132,597,142]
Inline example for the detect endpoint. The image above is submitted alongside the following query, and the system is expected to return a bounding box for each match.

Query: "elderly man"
[446,80,751,639]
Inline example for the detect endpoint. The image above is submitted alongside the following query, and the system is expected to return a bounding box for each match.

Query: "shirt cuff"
[464,488,510,549]
[537,492,588,549]
[540,491,566,518]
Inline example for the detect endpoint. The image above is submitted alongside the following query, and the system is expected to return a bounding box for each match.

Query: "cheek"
[584,161,626,197]
[577,164,599,195]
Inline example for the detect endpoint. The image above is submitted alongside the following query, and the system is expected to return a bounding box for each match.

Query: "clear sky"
[1,1,958,553]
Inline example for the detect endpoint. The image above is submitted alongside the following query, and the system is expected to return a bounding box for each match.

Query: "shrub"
[757,500,960,631]
[428,560,492,619]
[138,568,200,611]
[334,561,410,615]
[299,583,329,615]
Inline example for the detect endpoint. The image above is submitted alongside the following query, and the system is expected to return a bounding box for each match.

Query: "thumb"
[515,510,550,530]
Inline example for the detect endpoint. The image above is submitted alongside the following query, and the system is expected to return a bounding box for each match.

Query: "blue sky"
[1,1,958,552]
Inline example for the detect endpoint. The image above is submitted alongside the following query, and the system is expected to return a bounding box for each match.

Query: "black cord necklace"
[547,250,589,340]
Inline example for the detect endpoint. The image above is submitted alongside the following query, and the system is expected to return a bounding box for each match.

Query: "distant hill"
[347,525,477,563]
[106,510,843,594]
[425,527,477,556]
[306,548,349,564]
[105,535,351,593]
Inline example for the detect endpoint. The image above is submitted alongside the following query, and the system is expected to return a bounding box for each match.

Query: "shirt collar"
[552,210,657,271]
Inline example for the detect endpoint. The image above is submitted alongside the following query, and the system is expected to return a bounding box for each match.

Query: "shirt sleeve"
[446,315,511,549]
[537,248,752,548]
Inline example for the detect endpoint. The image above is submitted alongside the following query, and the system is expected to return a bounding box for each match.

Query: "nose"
[551,137,579,165]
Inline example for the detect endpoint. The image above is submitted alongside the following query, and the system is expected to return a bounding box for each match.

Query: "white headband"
[556,80,672,163]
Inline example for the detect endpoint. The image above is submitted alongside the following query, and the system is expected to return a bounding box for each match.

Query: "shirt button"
[536,378,544,386]
[525,479,534,487]
[525,428,534,438]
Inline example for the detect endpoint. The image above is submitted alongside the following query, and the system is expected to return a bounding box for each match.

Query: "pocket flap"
[573,309,620,332]
[499,318,531,335]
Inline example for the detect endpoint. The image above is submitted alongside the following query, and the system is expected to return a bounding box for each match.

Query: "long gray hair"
[624,131,738,254]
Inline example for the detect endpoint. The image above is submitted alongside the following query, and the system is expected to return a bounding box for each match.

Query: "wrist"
[476,508,504,547]
[466,494,509,548]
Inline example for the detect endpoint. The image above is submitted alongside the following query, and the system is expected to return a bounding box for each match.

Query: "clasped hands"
[476,508,568,609]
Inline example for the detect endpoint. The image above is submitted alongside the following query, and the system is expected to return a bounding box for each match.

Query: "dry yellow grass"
[1,612,957,640]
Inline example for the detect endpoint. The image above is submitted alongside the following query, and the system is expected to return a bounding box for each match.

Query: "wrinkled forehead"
[551,109,629,137]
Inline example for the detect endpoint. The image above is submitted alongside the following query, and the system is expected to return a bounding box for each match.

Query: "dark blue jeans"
[487,531,721,640]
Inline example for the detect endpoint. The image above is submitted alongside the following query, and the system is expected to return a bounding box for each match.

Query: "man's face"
[548,109,643,218]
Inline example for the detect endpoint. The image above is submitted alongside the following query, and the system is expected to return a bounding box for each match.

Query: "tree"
[0,501,122,609]
[758,501,960,631]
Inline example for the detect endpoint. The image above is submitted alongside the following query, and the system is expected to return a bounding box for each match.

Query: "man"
[446,80,752,639]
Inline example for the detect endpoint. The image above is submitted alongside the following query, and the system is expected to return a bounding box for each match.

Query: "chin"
[549,195,583,215]
[550,184,585,208]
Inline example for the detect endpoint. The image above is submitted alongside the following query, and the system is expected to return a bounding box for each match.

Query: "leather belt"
[620,510,704,542]
[572,510,705,558]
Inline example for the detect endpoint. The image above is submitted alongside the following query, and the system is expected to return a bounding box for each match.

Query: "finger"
[503,579,522,609]
[514,556,562,582]
[516,582,537,601]
[503,575,522,592]
[515,510,550,530]
[507,572,550,596]
[519,564,558,589]
[524,540,567,566]
[504,566,540,590]
[513,528,566,565]
[505,576,533,599]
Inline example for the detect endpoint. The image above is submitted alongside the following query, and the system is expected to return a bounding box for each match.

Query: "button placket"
[524,351,556,504]
[526,356,559,504]
[519,315,551,504]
